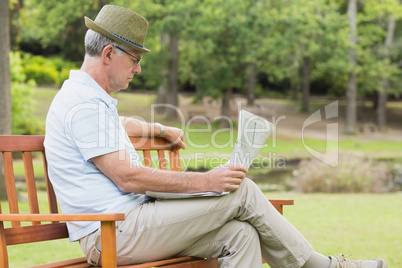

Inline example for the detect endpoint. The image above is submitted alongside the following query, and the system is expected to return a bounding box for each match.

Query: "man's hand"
[163,126,186,150]
[203,164,248,192]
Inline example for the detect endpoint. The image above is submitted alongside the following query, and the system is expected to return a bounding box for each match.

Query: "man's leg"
[178,220,263,268]
[109,178,312,267]
[80,178,313,267]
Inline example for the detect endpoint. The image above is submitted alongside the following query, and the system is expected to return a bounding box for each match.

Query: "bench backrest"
[0,135,181,263]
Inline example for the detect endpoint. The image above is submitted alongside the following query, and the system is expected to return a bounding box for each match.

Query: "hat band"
[111,32,144,48]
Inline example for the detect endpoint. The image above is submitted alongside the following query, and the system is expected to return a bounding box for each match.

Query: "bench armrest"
[0,213,125,222]
[0,213,124,267]
[268,199,294,215]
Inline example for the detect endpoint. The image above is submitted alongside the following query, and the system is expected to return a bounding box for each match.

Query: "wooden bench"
[0,135,294,268]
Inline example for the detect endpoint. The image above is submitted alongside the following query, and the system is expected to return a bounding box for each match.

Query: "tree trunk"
[220,87,233,128]
[0,0,12,200]
[377,80,389,131]
[377,15,395,131]
[345,0,358,134]
[301,56,310,112]
[155,32,169,114]
[166,33,179,119]
[247,63,256,106]
[290,77,300,101]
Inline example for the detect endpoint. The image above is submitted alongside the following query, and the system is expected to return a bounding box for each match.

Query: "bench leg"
[101,221,117,268]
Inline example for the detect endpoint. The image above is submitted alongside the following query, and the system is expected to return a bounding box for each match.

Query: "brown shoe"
[329,254,387,268]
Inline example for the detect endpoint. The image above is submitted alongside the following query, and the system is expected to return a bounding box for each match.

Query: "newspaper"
[146,110,274,200]
[227,110,275,169]
[145,190,230,199]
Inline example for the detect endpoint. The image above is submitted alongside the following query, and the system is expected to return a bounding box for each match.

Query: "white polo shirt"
[44,70,149,241]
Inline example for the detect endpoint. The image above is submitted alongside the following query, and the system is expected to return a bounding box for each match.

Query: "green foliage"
[19,53,79,86]
[255,85,287,99]
[356,0,402,97]
[18,0,108,60]
[11,0,402,102]
[10,51,44,135]
[24,64,59,85]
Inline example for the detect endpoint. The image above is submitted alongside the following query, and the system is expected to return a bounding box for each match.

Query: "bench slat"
[2,152,20,227]
[130,137,175,150]
[121,257,217,268]
[157,150,167,170]
[0,213,125,222]
[0,135,45,151]
[31,256,217,268]
[0,219,8,268]
[143,150,152,167]
[31,257,90,268]
[153,258,218,268]
[43,152,60,219]
[3,223,68,246]
[169,148,181,171]
[23,151,41,225]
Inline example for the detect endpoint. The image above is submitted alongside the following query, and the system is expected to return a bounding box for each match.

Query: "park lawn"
[265,192,402,267]
[32,87,159,120]
[3,192,401,267]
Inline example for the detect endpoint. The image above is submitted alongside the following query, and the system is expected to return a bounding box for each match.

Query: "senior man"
[44,5,387,268]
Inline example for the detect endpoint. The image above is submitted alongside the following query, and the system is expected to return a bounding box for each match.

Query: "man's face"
[107,46,142,93]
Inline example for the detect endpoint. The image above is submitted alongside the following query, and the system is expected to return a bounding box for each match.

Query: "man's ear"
[102,45,114,64]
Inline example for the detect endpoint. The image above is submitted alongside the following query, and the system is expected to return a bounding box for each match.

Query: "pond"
[247,166,297,192]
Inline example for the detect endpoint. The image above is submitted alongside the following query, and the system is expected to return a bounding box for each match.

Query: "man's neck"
[80,57,110,94]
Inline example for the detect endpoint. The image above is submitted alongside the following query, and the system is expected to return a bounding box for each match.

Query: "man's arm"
[120,116,186,149]
[92,150,247,194]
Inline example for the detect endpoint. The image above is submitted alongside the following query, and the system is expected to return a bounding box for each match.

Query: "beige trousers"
[80,178,313,268]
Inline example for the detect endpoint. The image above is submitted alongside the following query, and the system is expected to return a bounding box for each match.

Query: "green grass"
[33,87,159,120]
[266,192,402,267]
[3,192,401,267]
[32,87,59,119]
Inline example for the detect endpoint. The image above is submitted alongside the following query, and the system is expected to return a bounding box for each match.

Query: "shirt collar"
[68,70,118,107]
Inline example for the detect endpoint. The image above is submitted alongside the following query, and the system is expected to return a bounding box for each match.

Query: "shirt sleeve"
[65,99,122,161]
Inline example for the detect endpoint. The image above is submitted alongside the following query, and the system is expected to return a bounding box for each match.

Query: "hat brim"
[85,16,150,54]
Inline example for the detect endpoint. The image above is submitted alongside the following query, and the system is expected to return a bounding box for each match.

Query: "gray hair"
[84,29,128,57]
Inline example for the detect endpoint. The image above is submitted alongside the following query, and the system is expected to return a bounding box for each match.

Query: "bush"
[24,63,59,85]
[10,51,45,135]
[293,153,394,193]
[21,52,79,86]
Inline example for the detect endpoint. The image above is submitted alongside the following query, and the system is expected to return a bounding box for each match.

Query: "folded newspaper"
[146,110,274,200]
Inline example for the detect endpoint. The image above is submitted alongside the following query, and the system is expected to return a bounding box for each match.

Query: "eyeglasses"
[114,46,142,66]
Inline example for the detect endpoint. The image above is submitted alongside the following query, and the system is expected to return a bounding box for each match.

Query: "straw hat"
[84,5,150,53]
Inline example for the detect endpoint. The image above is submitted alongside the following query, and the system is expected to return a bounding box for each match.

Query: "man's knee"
[221,220,259,244]
[218,220,262,266]
[237,177,265,198]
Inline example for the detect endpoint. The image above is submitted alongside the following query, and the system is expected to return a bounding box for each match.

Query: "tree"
[377,15,396,131]
[259,0,349,112]
[0,0,12,199]
[119,0,195,119]
[19,0,108,60]
[345,0,358,134]
[247,63,256,106]
[188,0,254,125]
[357,0,402,130]
[365,0,402,130]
